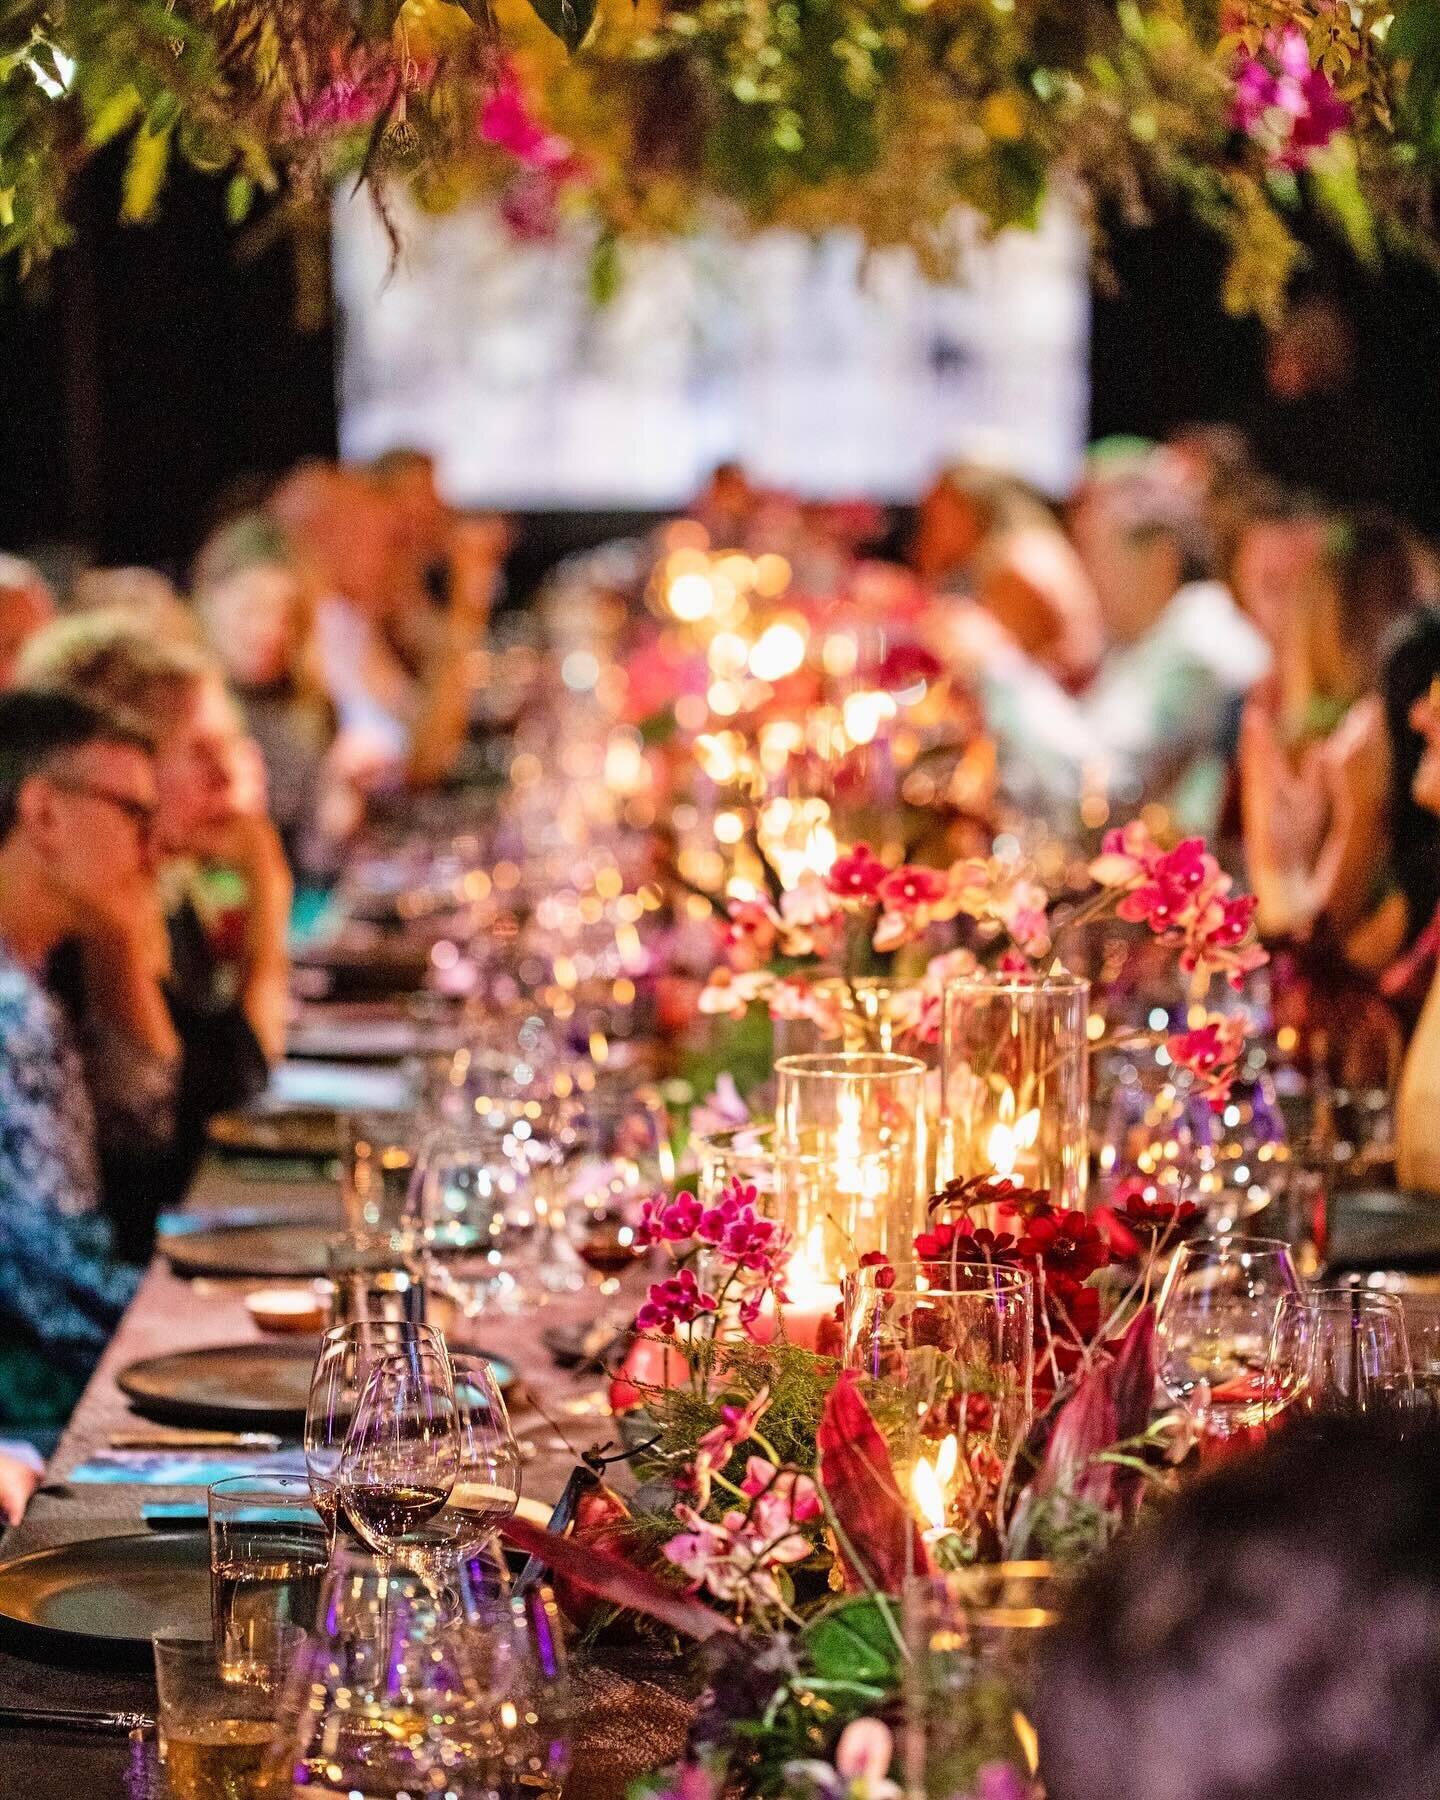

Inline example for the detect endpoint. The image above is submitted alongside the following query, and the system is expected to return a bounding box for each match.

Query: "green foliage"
[526,0,599,52]
[637,1336,840,1490]
[0,0,1428,320]
[803,1595,901,1689]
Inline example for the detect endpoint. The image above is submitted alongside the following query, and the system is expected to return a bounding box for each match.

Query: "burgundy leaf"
[1034,1360,1119,1508]
[1108,1304,1157,1445]
[817,1371,931,1592]
[500,1516,736,1641]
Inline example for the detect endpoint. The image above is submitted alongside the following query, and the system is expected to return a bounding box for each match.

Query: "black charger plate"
[0,1531,210,1668]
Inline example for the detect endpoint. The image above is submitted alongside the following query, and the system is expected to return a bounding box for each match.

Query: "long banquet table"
[0,1160,624,1800]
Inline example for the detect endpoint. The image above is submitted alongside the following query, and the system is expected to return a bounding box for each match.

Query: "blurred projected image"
[335,192,1088,508]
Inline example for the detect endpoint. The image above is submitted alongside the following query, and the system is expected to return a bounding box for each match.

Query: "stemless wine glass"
[343,1110,420,1233]
[555,1087,673,1296]
[305,1320,446,1552]
[1264,1289,1413,1422]
[338,1342,460,1569]
[1156,1235,1303,1438]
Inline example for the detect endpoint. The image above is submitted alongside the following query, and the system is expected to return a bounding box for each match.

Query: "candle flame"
[986,1086,1040,1178]
[910,1434,960,1533]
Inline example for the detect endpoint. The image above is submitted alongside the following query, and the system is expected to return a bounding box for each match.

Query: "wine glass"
[261,1548,494,1799]
[456,1575,573,1800]
[555,1086,673,1297]
[338,1343,460,1569]
[1264,1289,1413,1423]
[305,1320,445,1553]
[1156,1235,1303,1438]
[413,1124,556,1319]
[386,1352,523,1578]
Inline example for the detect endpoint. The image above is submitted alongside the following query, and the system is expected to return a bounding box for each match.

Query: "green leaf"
[803,1596,902,1686]
[121,124,172,222]
[589,228,621,305]
[0,189,12,229]
[524,0,598,54]
[86,85,143,149]
[225,173,255,223]
[1309,137,1378,263]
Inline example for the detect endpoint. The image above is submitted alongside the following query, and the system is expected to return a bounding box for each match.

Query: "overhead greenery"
[3,0,1440,315]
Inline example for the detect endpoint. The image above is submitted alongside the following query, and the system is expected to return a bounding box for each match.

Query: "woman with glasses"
[17,611,291,1258]
[0,692,155,1427]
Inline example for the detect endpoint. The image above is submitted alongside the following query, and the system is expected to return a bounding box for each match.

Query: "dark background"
[5,156,1440,587]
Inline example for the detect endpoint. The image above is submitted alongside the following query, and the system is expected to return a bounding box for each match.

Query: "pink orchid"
[695,1387,773,1471]
[879,865,949,913]
[835,1719,898,1792]
[723,896,780,970]
[635,1190,703,1249]
[698,968,774,1018]
[663,1505,735,1589]
[779,874,840,932]
[688,1074,750,1142]
[480,61,579,174]
[741,1457,822,1527]
[1168,1010,1251,1101]
[1088,821,1164,889]
[636,1268,718,1333]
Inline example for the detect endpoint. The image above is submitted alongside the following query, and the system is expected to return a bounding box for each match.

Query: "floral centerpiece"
[502,1152,1206,1800]
[699,819,1268,1104]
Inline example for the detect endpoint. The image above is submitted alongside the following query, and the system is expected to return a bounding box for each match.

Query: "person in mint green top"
[941,449,1271,840]
[0,692,154,1425]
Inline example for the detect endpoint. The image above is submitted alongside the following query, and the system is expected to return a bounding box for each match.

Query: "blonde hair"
[191,513,329,710]
[16,608,216,740]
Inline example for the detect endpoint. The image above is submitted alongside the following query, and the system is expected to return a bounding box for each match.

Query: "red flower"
[825,842,889,901]
[879,865,949,912]
[1018,1210,1110,1282]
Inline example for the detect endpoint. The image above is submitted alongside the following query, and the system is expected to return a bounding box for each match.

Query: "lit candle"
[910,1433,959,1543]
[775,1224,844,1351]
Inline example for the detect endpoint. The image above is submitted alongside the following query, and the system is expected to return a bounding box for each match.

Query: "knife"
[108,1430,284,1451]
[0,1705,154,1735]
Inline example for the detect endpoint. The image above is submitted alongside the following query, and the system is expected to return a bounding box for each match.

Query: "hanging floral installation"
[3,0,1440,314]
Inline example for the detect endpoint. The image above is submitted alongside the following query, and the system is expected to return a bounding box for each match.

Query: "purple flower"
[636,1190,704,1249]
[636,1268,718,1332]
[1232,27,1348,169]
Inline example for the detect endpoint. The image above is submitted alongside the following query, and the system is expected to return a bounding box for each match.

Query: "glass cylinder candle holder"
[843,1261,1035,1543]
[902,1564,1058,1800]
[939,972,1090,1211]
[692,1122,777,1213]
[774,1052,927,1276]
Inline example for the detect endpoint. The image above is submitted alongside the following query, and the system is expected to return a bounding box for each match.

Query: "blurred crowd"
[3,394,1440,1515]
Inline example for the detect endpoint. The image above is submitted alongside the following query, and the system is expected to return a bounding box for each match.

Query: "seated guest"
[1036,1415,1440,1800]
[952,451,1270,836]
[1241,511,1417,955]
[914,461,1102,689]
[370,448,512,711]
[0,693,149,1423]
[0,556,56,688]
[1395,681,1440,1189]
[193,514,352,879]
[18,616,288,1254]
[68,566,200,643]
[269,460,494,790]
[0,1443,41,1526]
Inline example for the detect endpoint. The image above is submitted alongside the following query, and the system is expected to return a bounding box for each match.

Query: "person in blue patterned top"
[0,691,159,1426]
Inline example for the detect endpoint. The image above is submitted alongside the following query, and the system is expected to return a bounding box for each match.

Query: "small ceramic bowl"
[244,1283,332,1335]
